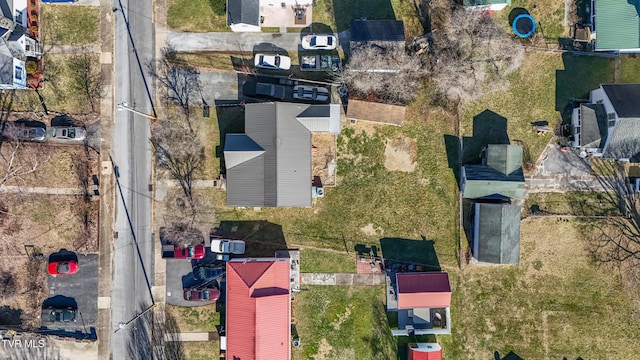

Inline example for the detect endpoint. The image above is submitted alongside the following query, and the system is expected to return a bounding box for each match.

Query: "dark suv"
[48,308,77,323]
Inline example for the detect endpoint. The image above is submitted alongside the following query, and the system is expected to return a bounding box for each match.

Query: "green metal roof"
[462,0,511,6]
[486,144,522,175]
[474,203,521,264]
[462,179,526,200]
[595,0,640,51]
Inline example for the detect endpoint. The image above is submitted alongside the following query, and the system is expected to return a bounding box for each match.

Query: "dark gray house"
[349,19,405,51]
[224,102,340,207]
[571,84,640,161]
[461,144,526,200]
[472,203,520,264]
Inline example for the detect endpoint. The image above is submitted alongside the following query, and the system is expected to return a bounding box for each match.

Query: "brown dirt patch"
[359,223,383,236]
[312,133,337,187]
[384,136,417,172]
[312,338,333,360]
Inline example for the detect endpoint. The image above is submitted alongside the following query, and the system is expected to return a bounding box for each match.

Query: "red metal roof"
[397,272,451,309]
[408,343,442,360]
[226,259,291,360]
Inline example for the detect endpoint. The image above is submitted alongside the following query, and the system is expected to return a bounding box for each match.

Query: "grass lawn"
[524,192,620,216]
[441,218,640,359]
[618,55,640,83]
[502,0,568,41]
[165,304,220,332]
[40,5,100,45]
[462,51,614,165]
[167,0,228,32]
[299,249,355,273]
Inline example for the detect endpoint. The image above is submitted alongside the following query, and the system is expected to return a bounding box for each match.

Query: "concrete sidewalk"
[166,31,304,52]
[301,273,386,286]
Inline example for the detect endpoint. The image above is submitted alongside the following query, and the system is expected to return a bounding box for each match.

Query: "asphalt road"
[110,0,155,358]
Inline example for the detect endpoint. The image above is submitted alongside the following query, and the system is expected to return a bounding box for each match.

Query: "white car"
[293,85,330,102]
[211,238,246,255]
[301,34,337,50]
[254,54,291,70]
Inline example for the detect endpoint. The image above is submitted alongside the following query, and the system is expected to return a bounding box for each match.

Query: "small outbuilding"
[472,202,521,264]
[408,343,443,360]
[461,144,526,200]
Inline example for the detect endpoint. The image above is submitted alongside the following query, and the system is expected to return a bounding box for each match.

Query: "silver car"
[50,127,86,141]
[293,85,330,102]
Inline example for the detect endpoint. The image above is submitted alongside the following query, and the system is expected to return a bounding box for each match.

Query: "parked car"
[174,244,205,260]
[48,260,79,276]
[293,85,330,102]
[211,238,246,255]
[254,54,291,70]
[50,126,86,141]
[183,286,220,302]
[192,265,224,281]
[48,308,77,323]
[1,125,46,142]
[255,82,286,99]
[301,34,337,50]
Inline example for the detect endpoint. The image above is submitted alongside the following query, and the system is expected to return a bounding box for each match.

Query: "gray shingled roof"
[225,103,341,207]
[473,203,520,264]
[578,103,608,149]
[226,0,260,27]
[603,117,640,161]
[601,84,640,118]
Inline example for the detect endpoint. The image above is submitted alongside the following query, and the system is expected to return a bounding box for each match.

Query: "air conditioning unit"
[316,187,324,198]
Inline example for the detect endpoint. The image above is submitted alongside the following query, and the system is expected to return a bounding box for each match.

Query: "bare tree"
[0,141,48,189]
[429,8,524,103]
[337,45,427,104]
[148,47,202,128]
[67,51,104,113]
[151,113,204,213]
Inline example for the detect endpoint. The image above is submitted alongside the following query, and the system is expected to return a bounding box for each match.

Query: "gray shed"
[472,202,521,264]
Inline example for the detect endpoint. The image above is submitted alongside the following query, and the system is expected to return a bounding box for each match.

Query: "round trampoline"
[512,14,536,38]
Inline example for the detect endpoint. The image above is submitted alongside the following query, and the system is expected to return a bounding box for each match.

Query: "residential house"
[349,19,405,52]
[462,0,511,11]
[227,0,313,32]
[225,258,291,360]
[570,84,640,161]
[224,102,340,207]
[0,0,42,89]
[472,202,520,264]
[388,272,452,336]
[461,144,526,200]
[590,0,640,52]
[408,343,443,360]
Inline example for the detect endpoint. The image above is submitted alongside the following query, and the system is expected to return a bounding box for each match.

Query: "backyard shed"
[473,202,521,264]
[408,343,443,360]
[461,144,526,200]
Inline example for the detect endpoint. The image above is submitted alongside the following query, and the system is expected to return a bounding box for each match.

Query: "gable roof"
[473,203,520,264]
[226,0,260,27]
[396,272,451,309]
[577,103,608,148]
[594,0,640,51]
[603,117,640,161]
[349,19,405,42]
[462,145,525,200]
[408,343,443,360]
[226,258,291,360]
[601,84,640,118]
[224,103,340,207]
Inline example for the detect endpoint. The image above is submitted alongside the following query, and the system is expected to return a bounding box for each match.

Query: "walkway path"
[166,31,303,52]
[47,44,101,54]
[0,185,85,195]
[301,273,386,286]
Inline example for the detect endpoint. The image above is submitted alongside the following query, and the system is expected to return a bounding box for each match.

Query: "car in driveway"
[174,244,205,260]
[192,265,224,281]
[50,126,86,141]
[301,34,337,50]
[211,238,245,255]
[48,308,77,323]
[254,54,291,70]
[293,85,330,102]
[255,82,286,99]
[48,260,79,276]
[1,125,46,142]
[183,286,220,302]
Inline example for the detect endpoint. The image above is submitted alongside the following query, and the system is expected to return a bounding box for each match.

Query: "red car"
[174,244,205,260]
[183,287,220,302]
[48,260,79,276]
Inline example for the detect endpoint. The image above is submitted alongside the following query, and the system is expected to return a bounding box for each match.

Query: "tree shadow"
[212,220,287,258]
[462,110,510,164]
[300,22,334,35]
[379,237,441,271]
[0,305,22,326]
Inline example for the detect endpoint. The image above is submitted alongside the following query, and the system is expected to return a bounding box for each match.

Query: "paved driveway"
[43,253,99,339]
[167,31,304,52]
[165,247,226,307]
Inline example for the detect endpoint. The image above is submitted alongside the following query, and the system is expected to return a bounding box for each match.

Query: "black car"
[192,265,224,281]
[48,308,77,323]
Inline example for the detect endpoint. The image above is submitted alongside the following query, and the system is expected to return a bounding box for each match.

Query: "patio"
[259,1,313,29]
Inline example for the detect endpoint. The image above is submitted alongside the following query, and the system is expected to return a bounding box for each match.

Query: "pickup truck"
[162,244,205,260]
[300,55,341,71]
